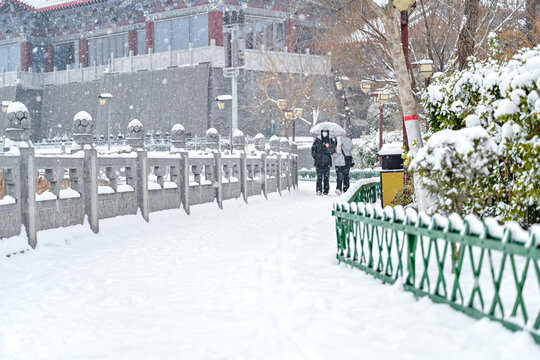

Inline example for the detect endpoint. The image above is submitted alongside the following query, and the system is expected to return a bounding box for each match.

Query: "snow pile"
[378,142,403,156]
[171,124,184,132]
[420,42,540,226]
[6,102,28,114]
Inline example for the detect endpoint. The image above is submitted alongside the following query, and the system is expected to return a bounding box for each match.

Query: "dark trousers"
[336,166,350,192]
[316,166,330,194]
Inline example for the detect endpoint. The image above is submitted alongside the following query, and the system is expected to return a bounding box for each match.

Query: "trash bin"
[378,143,404,207]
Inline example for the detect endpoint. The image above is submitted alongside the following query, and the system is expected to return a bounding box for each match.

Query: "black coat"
[312,136,336,168]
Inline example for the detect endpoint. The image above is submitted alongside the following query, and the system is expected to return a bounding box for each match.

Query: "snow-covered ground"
[0,182,538,359]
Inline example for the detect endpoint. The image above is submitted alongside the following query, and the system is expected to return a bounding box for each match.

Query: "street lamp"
[98,93,113,150]
[1,101,12,112]
[216,94,234,147]
[278,99,287,111]
[418,59,434,79]
[360,80,372,94]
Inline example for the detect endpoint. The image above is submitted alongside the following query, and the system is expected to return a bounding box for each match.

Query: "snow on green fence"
[333,195,540,344]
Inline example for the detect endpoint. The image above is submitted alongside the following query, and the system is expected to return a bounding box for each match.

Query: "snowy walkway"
[0,182,538,359]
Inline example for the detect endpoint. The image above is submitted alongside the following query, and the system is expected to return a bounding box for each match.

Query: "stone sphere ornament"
[6,102,31,141]
[73,111,94,145]
[171,123,186,149]
[206,128,219,150]
[127,119,145,148]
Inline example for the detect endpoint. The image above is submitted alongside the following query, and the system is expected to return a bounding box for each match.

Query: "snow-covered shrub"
[419,42,540,226]
[410,127,499,217]
[354,129,402,169]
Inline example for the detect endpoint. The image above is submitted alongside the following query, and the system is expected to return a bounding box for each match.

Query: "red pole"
[401,10,410,152]
[379,105,384,167]
[379,105,384,150]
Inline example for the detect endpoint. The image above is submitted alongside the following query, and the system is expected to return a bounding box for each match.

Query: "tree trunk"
[457,0,480,70]
[526,0,539,45]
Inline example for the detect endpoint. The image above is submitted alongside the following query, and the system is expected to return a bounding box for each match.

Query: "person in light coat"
[334,134,354,195]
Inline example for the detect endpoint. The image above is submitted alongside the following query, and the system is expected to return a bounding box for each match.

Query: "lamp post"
[277,99,303,141]
[335,76,352,137]
[216,94,233,148]
[98,93,113,150]
[374,92,390,153]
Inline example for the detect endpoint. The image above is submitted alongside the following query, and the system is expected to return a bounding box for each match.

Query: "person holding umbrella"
[334,134,354,195]
[311,123,339,195]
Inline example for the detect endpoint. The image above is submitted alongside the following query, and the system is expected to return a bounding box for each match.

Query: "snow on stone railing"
[332,200,540,344]
[0,102,298,252]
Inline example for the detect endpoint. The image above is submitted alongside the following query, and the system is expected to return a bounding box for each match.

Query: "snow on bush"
[419,40,540,227]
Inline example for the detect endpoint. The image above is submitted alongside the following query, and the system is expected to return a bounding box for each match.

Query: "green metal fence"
[333,200,540,344]
[299,169,379,182]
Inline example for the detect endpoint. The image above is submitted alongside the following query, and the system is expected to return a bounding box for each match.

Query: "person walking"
[334,134,354,196]
[311,130,336,195]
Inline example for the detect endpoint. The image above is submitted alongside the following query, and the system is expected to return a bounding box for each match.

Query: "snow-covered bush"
[410,127,499,217]
[354,129,402,169]
[419,42,540,226]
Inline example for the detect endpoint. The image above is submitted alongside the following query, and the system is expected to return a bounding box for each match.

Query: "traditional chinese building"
[0,0,331,141]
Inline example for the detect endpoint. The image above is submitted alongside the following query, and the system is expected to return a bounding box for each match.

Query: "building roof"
[8,0,100,11]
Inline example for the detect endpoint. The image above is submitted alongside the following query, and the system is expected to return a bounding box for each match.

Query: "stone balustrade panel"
[188,155,216,206]
[35,155,85,231]
[97,155,138,220]
[0,155,22,239]
[147,155,182,213]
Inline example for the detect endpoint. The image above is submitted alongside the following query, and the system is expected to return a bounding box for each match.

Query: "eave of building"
[5,0,103,12]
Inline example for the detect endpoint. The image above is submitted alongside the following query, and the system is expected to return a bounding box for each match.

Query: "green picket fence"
[299,169,379,182]
[333,192,540,343]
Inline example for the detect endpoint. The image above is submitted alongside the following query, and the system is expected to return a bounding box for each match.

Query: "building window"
[245,21,254,50]
[189,14,208,47]
[87,34,129,66]
[32,44,45,72]
[54,42,76,71]
[0,44,21,72]
[154,14,209,53]
[137,29,146,55]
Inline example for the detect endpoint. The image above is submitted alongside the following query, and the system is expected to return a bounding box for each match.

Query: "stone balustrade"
[0,102,298,249]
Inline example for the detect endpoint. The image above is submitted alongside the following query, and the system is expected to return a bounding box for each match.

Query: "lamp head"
[361,80,372,94]
[393,0,415,12]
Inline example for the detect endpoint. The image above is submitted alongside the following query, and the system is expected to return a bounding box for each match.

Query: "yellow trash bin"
[378,143,404,208]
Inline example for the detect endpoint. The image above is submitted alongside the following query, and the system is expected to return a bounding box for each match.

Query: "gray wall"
[39,65,210,140]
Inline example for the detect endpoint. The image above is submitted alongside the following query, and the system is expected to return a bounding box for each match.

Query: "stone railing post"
[254,133,266,153]
[280,138,291,192]
[171,124,186,151]
[127,119,149,222]
[291,142,298,189]
[206,128,219,151]
[213,151,223,209]
[170,123,188,213]
[6,102,37,248]
[269,135,280,154]
[180,150,190,214]
[233,131,248,203]
[73,111,99,234]
[260,152,268,199]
